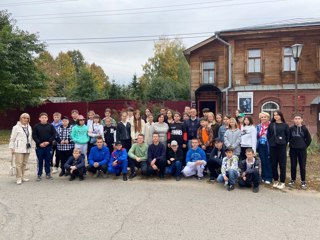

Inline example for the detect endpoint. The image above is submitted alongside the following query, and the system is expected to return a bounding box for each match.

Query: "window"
[248,49,261,73]
[283,47,295,71]
[261,101,279,118]
[202,61,215,84]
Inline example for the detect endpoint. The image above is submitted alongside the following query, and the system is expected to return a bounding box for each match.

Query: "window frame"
[283,47,296,72]
[201,61,215,84]
[261,101,280,118]
[247,49,262,73]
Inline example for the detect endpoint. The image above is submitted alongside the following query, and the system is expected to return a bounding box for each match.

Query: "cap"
[115,141,122,146]
[214,137,223,143]
[77,115,85,120]
[238,113,245,118]
[61,116,69,120]
[225,146,235,152]
[170,140,178,146]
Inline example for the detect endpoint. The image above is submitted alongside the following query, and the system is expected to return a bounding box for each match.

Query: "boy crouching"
[64,148,86,181]
[108,141,128,181]
[238,148,261,193]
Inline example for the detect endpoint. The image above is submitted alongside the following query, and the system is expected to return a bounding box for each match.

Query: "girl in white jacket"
[9,113,33,185]
[240,116,257,160]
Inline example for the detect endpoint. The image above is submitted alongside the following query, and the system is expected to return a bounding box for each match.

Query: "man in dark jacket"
[32,112,57,181]
[238,148,261,193]
[148,132,166,179]
[64,148,86,181]
[207,138,226,181]
[288,114,312,190]
[165,140,184,181]
[184,108,200,149]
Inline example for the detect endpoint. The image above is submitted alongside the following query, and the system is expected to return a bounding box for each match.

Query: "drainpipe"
[215,33,232,115]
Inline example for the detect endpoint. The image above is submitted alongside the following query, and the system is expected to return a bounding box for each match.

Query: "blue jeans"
[36,146,53,176]
[165,161,182,177]
[108,160,128,175]
[258,143,272,182]
[217,169,239,185]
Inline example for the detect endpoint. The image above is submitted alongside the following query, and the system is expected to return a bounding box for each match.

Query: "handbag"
[273,123,286,145]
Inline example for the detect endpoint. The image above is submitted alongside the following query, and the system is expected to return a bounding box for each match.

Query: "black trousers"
[149,158,166,175]
[87,164,108,174]
[270,146,287,183]
[66,166,85,178]
[120,139,132,153]
[289,148,307,182]
[238,169,260,188]
[240,147,251,161]
[207,158,222,179]
[129,159,150,176]
[58,149,73,173]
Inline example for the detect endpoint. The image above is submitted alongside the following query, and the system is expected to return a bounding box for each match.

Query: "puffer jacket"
[9,121,33,153]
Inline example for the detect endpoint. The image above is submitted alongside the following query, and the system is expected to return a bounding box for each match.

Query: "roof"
[184,36,216,56]
[218,18,320,34]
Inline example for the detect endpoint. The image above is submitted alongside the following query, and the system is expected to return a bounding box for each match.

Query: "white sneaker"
[272,181,279,188]
[52,167,59,174]
[22,178,29,182]
[16,179,22,185]
[265,181,271,185]
[277,182,285,190]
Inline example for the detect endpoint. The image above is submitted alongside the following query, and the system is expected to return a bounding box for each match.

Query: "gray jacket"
[224,128,241,156]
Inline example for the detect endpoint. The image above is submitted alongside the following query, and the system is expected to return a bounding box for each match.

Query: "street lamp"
[291,44,303,114]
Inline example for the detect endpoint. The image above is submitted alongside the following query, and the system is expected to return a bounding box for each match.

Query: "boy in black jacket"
[64,148,86,181]
[32,112,57,181]
[207,138,226,181]
[288,114,311,190]
[165,140,184,181]
[238,148,261,193]
[104,117,116,154]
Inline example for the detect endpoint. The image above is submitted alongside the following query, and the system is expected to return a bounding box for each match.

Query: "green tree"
[0,10,46,111]
[71,68,98,101]
[128,74,143,100]
[140,38,190,100]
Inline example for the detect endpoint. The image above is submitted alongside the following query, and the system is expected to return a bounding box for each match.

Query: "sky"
[2,0,320,85]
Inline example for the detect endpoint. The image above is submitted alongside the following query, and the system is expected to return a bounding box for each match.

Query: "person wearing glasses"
[9,113,33,185]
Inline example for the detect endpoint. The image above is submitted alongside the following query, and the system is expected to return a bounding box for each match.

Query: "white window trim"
[261,101,280,115]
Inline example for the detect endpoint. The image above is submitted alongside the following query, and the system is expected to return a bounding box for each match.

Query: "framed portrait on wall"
[238,92,253,114]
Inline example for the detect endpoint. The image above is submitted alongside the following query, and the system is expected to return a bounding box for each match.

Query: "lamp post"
[291,44,303,114]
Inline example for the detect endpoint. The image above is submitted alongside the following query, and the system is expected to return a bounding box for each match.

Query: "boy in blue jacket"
[108,141,128,181]
[87,136,110,178]
[182,138,207,180]
[64,148,85,181]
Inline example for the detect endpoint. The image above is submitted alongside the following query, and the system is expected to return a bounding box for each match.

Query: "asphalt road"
[1,145,320,240]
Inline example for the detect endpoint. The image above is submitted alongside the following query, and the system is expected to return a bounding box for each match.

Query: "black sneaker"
[94,171,100,178]
[301,181,307,190]
[227,185,235,191]
[129,172,137,179]
[69,176,75,181]
[253,187,259,193]
[59,171,65,177]
[46,174,53,180]
[209,175,215,182]
[176,175,181,181]
[79,176,84,181]
[288,180,295,188]
[36,175,41,181]
[116,172,121,177]
[64,172,70,177]
[123,174,128,181]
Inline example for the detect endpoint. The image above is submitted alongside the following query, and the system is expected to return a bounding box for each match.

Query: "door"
[198,101,216,117]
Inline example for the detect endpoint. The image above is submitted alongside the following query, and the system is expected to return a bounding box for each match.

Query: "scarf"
[258,121,270,138]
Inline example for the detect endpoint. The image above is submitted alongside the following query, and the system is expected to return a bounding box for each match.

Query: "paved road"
[1,145,320,240]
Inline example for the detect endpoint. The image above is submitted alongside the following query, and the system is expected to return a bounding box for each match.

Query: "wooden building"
[184,21,320,134]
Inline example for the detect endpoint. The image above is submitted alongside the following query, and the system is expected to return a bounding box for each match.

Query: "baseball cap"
[77,115,85,120]
[171,140,178,146]
[115,141,122,146]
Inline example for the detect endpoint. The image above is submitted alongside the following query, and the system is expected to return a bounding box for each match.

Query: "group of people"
[9,106,312,192]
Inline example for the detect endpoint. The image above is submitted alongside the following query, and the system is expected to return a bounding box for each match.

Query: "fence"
[1,100,191,130]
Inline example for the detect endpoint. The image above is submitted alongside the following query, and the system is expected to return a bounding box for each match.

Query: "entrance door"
[198,101,216,117]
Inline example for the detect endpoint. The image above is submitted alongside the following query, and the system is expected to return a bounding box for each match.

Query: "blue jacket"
[64,154,85,170]
[88,146,110,167]
[110,148,128,166]
[186,147,207,164]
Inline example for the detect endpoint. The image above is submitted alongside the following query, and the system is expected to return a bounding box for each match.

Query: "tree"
[140,38,190,100]
[128,74,143,100]
[0,10,46,111]
[90,63,110,98]
[71,68,98,102]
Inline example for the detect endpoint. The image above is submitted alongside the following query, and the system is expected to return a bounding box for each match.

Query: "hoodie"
[185,147,207,165]
[224,128,241,156]
[241,125,257,153]
[289,125,312,149]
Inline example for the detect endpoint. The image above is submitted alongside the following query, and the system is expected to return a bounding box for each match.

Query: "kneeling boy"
[108,141,128,181]
[238,148,261,193]
[217,147,239,191]
[64,148,86,181]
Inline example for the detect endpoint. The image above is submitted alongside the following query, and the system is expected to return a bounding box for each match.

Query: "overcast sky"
[2,0,319,84]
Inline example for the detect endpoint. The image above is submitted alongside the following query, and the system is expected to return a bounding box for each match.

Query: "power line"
[46,35,213,45]
[17,0,288,21]
[0,0,78,7]
[42,31,216,41]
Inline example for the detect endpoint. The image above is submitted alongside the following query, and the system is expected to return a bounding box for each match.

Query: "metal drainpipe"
[215,33,232,115]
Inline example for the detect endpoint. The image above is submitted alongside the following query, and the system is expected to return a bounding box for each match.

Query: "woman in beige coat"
[9,113,33,185]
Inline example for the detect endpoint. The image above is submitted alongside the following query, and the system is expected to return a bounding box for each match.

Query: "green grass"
[0,130,10,145]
